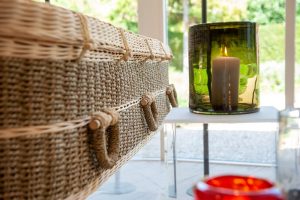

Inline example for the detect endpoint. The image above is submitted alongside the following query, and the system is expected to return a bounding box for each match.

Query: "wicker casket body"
[0,1,177,199]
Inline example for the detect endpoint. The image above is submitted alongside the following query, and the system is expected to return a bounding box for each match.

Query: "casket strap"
[77,13,93,61]
[145,39,155,60]
[141,93,158,131]
[160,42,172,61]
[166,84,178,107]
[89,108,120,169]
[119,28,132,61]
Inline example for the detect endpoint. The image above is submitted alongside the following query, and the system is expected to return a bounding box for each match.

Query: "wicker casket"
[0,0,177,199]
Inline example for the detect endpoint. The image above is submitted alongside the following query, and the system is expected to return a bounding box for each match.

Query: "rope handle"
[89,108,120,169]
[166,84,178,107]
[140,93,158,131]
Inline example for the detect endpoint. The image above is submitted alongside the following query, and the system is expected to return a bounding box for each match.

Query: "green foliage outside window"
[169,0,300,71]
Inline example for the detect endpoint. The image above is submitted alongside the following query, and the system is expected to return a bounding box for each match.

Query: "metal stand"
[168,124,177,198]
[99,171,136,195]
[203,123,209,176]
[187,123,209,197]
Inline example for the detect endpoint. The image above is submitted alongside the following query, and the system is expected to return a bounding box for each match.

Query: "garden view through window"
[167,0,300,110]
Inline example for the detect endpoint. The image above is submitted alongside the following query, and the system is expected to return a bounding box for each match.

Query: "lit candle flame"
[224,47,228,56]
[220,46,228,56]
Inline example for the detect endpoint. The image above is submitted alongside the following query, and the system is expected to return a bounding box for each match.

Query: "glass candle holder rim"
[189,21,256,30]
[195,175,282,196]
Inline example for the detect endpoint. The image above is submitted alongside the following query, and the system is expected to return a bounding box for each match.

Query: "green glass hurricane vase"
[189,22,259,114]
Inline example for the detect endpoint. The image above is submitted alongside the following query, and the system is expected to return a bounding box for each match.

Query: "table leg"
[203,123,209,176]
[160,127,165,161]
[170,123,177,197]
[165,123,177,198]
[187,123,210,197]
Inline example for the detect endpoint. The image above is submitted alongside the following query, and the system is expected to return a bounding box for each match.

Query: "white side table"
[163,106,279,198]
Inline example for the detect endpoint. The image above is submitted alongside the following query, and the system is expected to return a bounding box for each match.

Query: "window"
[168,0,299,109]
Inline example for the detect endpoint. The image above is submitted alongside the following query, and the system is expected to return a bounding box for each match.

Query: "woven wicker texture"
[0,94,169,199]
[0,58,172,200]
[0,0,174,199]
[0,0,172,61]
[0,58,169,128]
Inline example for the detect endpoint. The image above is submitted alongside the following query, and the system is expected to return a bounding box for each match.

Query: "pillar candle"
[211,56,240,111]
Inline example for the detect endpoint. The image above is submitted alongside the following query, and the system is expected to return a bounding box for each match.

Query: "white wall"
[285,0,296,108]
[137,0,167,44]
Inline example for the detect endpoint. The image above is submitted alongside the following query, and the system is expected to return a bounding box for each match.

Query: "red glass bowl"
[194,175,285,200]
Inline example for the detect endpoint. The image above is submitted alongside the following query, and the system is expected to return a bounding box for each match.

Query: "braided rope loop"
[166,84,178,107]
[140,93,158,131]
[89,108,120,169]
